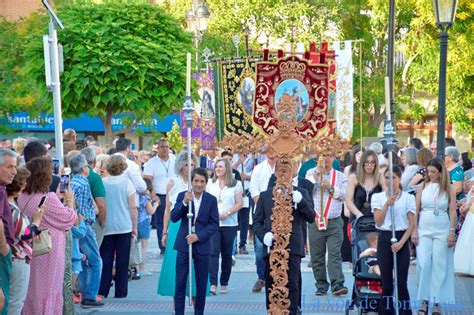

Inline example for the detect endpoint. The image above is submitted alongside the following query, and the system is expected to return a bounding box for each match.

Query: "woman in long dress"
[454,179,474,275]
[157,151,206,299]
[17,157,77,315]
[412,158,456,315]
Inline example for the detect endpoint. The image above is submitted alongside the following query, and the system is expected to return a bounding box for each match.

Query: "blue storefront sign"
[4,112,180,133]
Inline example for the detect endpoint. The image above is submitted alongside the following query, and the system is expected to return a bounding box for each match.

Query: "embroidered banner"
[180,71,216,150]
[309,42,337,136]
[333,41,354,140]
[253,55,330,138]
[216,59,257,137]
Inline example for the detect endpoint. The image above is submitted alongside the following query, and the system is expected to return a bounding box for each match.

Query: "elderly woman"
[158,151,200,299]
[98,154,137,298]
[400,147,419,189]
[444,146,464,201]
[6,167,43,315]
[207,158,243,294]
[412,158,456,315]
[17,156,77,315]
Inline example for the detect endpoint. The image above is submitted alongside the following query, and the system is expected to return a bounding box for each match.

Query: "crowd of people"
[0,130,473,315]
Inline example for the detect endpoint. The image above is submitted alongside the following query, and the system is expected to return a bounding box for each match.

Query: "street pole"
[42,0,65,165]
[436,30,449,159]
[384,76,399,315]
[48,18,64,165]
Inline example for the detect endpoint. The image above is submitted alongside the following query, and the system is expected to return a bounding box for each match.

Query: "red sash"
[315,169,337,230]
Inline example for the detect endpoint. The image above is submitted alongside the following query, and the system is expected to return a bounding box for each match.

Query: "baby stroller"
[345,215,382,315]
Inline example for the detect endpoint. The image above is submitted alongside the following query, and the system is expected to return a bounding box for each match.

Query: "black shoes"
[80,299,105,308]
[332,287,348,296]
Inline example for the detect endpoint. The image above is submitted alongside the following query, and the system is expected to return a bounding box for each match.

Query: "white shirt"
[116,153,146,202]
[143,155,176,194]
[249,160,275,199]
[207,180,243,227]
[180,191,202,224]
[371,191,416,231]
[400,164,420,188]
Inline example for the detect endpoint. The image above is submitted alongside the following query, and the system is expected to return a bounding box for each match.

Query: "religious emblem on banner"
[253,55,329,138]
[180,71,216,150]
[216,59,257,136]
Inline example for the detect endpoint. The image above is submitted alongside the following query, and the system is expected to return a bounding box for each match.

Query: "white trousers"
[416,211,455,303]
[8,259,30,315]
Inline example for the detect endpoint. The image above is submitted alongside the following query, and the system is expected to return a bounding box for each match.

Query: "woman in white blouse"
[372,165,416,315]
[412,158,456,315]
[207,158,243,295]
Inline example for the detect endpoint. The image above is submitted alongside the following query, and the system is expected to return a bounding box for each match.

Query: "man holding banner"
[305,151,348,296]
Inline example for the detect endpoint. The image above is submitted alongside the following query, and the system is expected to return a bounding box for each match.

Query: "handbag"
[33,229,52,257]
[24,195,52,257]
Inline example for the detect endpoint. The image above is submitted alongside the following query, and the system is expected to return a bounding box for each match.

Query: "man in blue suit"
[171,168,219,315]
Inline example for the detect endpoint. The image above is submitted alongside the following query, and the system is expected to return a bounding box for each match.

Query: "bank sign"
[5,112,179,133]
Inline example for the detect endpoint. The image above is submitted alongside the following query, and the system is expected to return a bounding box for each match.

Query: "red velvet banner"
[253,55,330,138]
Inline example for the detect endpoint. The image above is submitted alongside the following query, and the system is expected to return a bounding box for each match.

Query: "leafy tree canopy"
[16,1,193,143]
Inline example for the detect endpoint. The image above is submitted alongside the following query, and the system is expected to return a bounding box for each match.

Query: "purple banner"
[180,71,216,150]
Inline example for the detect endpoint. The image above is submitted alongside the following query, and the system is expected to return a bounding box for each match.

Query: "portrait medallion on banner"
[253,55,330,138]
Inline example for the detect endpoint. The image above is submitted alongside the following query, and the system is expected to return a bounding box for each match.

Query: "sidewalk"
[75,232,474,314]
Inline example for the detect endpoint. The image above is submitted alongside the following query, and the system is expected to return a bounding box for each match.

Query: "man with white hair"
[69,154,104,308]
[81,147,106,246]
[368,141,386,166]
[0,149,17,312]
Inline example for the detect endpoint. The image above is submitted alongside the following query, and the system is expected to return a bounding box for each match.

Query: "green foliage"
[0,15,45,131]
[165,119,183,153]
[18,1,193,142]
[401,0,474,136]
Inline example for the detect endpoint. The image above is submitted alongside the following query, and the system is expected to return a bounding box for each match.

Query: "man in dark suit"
[171,168,219,315]
[253,161,315,314]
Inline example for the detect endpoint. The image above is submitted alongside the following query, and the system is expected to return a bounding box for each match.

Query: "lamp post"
[433,0,458,159]
[186,1,210,69]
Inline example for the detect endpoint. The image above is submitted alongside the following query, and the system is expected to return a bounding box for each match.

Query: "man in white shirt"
[249,157,275,292]
[143,139,176,255]
[305,152,348,296]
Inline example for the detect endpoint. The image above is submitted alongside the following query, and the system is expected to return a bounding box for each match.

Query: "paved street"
[76,232,474,315]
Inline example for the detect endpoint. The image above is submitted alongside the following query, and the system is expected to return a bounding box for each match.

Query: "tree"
[165,119,183,152]
[401,0,474,136]
[22,1,193,144]
[0,15,45,133]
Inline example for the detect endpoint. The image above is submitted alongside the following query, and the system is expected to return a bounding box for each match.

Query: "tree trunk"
[99,106,139,145]
[99,104,114,146]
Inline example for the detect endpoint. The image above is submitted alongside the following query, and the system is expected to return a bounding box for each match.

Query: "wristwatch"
[227,211,232,216]
[328,187,335,195]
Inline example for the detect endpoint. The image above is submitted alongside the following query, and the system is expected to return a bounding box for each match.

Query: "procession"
[1,0,473,315]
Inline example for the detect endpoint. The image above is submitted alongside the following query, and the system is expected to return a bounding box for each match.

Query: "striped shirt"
[305,167,348,219]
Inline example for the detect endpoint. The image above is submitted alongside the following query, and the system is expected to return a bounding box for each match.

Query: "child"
[71,215,87,303]
[136,178,158,277]
[359,232,380,276]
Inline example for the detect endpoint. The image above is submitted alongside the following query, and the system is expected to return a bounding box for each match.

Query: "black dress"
[350,183,383,222]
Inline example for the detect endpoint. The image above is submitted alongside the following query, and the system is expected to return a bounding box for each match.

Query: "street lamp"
[185,1,210,67]
[433,0,458,159]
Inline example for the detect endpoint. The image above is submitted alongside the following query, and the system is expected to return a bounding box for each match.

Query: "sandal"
[417,300,429,315]
[432,303,441,315]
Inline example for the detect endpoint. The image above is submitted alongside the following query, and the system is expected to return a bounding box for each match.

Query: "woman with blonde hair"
[412,158,456,315]
[345,150,384,221]
[207,158,243,295]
